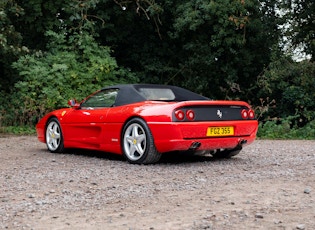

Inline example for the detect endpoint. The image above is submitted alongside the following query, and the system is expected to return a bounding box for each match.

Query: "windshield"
[81,89,119,108]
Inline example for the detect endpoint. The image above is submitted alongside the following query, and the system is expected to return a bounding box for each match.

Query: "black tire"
[45,118,64,153]
[122,118,161,164]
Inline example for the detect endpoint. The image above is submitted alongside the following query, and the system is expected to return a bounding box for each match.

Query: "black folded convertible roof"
[102,84,208,106]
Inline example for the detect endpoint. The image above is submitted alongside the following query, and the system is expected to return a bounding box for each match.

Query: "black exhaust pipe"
[234,139,247,151]
[239,139,247,146]
[189,142,201,151]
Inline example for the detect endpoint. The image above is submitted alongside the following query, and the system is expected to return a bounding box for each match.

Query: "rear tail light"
[175,110,185,121]
[241,109,255,119]
[174,109,195,121]
[241,109,248,119]
[186,110,195,121]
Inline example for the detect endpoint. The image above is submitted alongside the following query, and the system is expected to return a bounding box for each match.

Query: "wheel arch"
[122,115,147,127]
[120,115,150,142]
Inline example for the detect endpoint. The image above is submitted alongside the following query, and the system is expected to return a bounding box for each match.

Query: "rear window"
[138,88,176,101]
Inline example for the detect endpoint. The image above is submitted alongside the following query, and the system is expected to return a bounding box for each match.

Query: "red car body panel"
[36,99,258,155]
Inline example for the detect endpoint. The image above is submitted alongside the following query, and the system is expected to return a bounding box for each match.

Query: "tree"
[1,0,98,92]
[0,0,27,92]
[99,0,281,101]
[1,0,137,126]
[255,56,315,126]
[0,0,289,127]
[7,30,137,126]
[283,0,315,61]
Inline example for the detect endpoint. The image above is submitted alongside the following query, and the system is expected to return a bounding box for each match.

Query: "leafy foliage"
[0,0,28,91]
[100,0,280,101]
[258,118,315,140]
[282,0,315,61]
[255,57,315,127]
[0,0,314,139]
[5,30,137,126]
[0,0,24,54]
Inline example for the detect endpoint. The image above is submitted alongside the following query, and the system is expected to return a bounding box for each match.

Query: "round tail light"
[175,110,185,121]
[248,109,255,119]
[241,109,248,119]
[186,110,195,121]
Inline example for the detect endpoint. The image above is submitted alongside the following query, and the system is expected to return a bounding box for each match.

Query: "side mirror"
[68,99,80,109]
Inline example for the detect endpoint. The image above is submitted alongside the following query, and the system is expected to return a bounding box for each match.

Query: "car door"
[62,89,119,147]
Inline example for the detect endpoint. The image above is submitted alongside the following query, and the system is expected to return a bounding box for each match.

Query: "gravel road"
[0,136,314,230]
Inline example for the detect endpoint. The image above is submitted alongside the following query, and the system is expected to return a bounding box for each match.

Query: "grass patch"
[0,126,36,135]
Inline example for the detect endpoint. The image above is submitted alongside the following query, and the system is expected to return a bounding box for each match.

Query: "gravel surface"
[1,136,315,229]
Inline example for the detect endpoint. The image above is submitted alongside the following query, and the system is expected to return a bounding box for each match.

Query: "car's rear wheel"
[45,118,64,153]
[122,118,161,164]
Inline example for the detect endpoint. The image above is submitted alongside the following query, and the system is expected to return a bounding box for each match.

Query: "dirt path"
[1,136,314,229]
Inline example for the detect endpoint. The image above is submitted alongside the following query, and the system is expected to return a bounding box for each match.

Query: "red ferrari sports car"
[36,84,258,164]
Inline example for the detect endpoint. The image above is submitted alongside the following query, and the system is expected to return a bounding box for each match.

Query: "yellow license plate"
[206,126,234,137]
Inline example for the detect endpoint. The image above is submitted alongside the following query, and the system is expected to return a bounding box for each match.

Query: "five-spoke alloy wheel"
[122,118,161,164]
[45,118,64,153]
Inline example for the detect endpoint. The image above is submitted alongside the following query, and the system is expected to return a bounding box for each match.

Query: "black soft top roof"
[102,84,208,106]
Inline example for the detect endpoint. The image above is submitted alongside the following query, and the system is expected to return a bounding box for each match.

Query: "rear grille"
[172,105,252,122]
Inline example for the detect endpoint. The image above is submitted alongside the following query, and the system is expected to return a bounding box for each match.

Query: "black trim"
[172,105,254,121]
[101,84,208,106]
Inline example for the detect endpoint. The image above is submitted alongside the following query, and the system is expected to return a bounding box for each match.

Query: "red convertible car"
[36,84,258,164]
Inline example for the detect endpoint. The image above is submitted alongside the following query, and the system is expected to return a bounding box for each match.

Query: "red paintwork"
[36,100,258,154]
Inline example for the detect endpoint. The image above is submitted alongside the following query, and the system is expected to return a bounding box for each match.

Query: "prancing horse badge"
[217,109,223,119]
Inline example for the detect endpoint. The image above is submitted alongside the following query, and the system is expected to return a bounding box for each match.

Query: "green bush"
[258,118,315,140]
[3,31,137,126]
[255,58,315,128]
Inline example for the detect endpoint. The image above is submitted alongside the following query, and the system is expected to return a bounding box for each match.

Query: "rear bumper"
[147,120,258,153]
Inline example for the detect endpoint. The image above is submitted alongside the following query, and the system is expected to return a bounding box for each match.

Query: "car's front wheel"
[122,118,161,164]
[45,118,64,153]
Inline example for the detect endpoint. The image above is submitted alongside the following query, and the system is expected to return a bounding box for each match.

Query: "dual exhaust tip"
[188,139,248,151]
